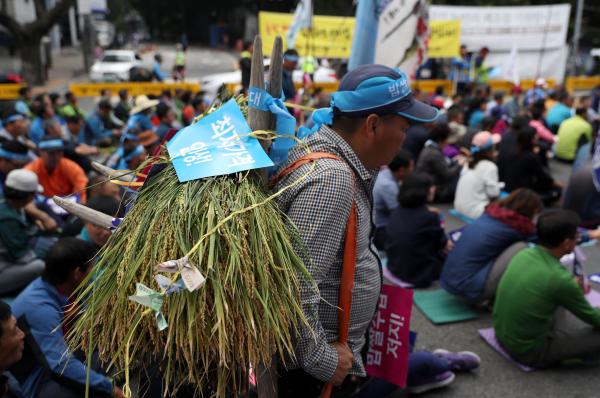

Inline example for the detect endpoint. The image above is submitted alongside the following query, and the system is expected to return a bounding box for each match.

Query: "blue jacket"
[85,111,113,144]
[29,117,61,145]
[11,278,113,397]
[126,113,154,132]
[441,214,530,300]
[152,62,166,82]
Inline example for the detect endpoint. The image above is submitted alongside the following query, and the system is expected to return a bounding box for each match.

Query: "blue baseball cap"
[336,64,439,123]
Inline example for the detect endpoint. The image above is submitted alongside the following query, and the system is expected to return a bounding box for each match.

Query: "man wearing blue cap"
[282,49,299,101]
[275,64,439,396]
[0,112,30,147]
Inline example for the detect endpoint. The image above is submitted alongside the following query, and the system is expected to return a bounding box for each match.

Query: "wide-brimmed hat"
[130,95,160,115]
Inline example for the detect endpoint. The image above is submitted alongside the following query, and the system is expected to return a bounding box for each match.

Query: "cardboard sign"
[366,285,413,388]
[167,99,273,182]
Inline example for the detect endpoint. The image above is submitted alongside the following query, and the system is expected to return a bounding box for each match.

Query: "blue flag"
[167,99,274,182]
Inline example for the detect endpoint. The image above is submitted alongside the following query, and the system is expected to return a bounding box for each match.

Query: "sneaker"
[433,349,481,371]
[408,370,455,395]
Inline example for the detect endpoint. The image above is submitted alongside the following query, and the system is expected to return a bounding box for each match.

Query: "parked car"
[200,58,338,101]
[0,72,23,84]
[89,50,144,82]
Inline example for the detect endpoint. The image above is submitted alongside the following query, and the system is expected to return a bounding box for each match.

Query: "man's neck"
[541,245,565,259]
[335,129,375,170]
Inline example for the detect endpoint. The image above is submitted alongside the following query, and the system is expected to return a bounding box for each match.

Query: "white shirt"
[454,159,502,219]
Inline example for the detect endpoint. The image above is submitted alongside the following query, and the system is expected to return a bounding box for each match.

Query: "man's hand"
[587,229,600,241]
[113,387,126,398]
[330,342,353,386]
[75,144,99,156]
[38,215,58,232]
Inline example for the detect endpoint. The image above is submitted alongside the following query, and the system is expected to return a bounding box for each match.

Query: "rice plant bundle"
[65,92,311,396]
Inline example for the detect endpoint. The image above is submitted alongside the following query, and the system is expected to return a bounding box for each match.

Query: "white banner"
[430,4,571,81]
[375,0,429,79]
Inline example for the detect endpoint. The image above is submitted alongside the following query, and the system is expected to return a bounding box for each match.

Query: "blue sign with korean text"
[167,99,274,182]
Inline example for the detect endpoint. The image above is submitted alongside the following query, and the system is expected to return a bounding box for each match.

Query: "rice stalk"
[66,96,313,397]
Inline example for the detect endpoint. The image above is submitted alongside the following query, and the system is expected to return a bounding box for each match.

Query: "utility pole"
[571,0,584,75]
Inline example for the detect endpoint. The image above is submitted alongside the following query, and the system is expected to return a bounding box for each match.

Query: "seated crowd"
[0,86,210,397]
[2,77,600,396]
[374,80,600,380]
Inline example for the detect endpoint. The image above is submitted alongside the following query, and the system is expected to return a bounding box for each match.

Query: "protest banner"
[430,4,571,80]
[259,11,354,58]
[167,98,273,182]
[375,0,429,78]
[366,285,414,387]
[428,20,461,58]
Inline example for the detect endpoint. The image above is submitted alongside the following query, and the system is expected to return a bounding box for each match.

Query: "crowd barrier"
[1,76,599,101]
[68,82,201,98]
[0,84,27,100]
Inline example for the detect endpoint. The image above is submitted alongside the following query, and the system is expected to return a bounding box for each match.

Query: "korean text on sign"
[366,284,414,388]
[167,99,274,182]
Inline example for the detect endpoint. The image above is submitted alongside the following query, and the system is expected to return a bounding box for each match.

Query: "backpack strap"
[271,152,358,398]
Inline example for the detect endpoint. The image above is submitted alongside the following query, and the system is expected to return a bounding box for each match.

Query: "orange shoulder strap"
[270,151,342,185]
[271,152,358,398]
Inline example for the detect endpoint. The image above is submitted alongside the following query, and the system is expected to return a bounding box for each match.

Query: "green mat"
[413,289,479,324]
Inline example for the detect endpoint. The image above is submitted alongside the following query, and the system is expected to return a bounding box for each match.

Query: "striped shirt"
[275,125,382,382]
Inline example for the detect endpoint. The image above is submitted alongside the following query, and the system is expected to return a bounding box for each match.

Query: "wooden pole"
[249,34,281,398]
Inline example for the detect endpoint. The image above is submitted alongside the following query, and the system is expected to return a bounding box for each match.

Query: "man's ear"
[365,114,380,137]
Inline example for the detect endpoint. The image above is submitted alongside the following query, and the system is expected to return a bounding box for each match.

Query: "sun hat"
[130,95,160,115]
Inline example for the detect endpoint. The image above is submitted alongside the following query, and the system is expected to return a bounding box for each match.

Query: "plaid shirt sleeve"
[284,164,355,382]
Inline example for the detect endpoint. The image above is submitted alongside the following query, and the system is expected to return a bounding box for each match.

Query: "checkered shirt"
[275,125,382,382]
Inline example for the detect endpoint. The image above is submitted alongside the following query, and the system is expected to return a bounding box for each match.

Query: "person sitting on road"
[126,95,159,133]
[385,172,449,288]
[0,140,32,194]
[546,90,573,133]
[0,169,46,296]
[155,102,176,140]
[0,111,31,147]
[441,189,543,304]
[373,149,414,250]
[84,99,118,146]
[555,107,593,163]
[78,195,122,252]
[563,158,600,229]
[503,126,563,205]
[454,131,502,220]
[29,94,61,146]
[25,138,88,203]
[0,300,26,398]
[59,91,85,120]
[11,238,125,398]
[494,209,600,368]
[416,123,463,203]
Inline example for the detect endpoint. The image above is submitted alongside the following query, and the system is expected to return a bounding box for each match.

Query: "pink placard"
[365,285,414,388]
